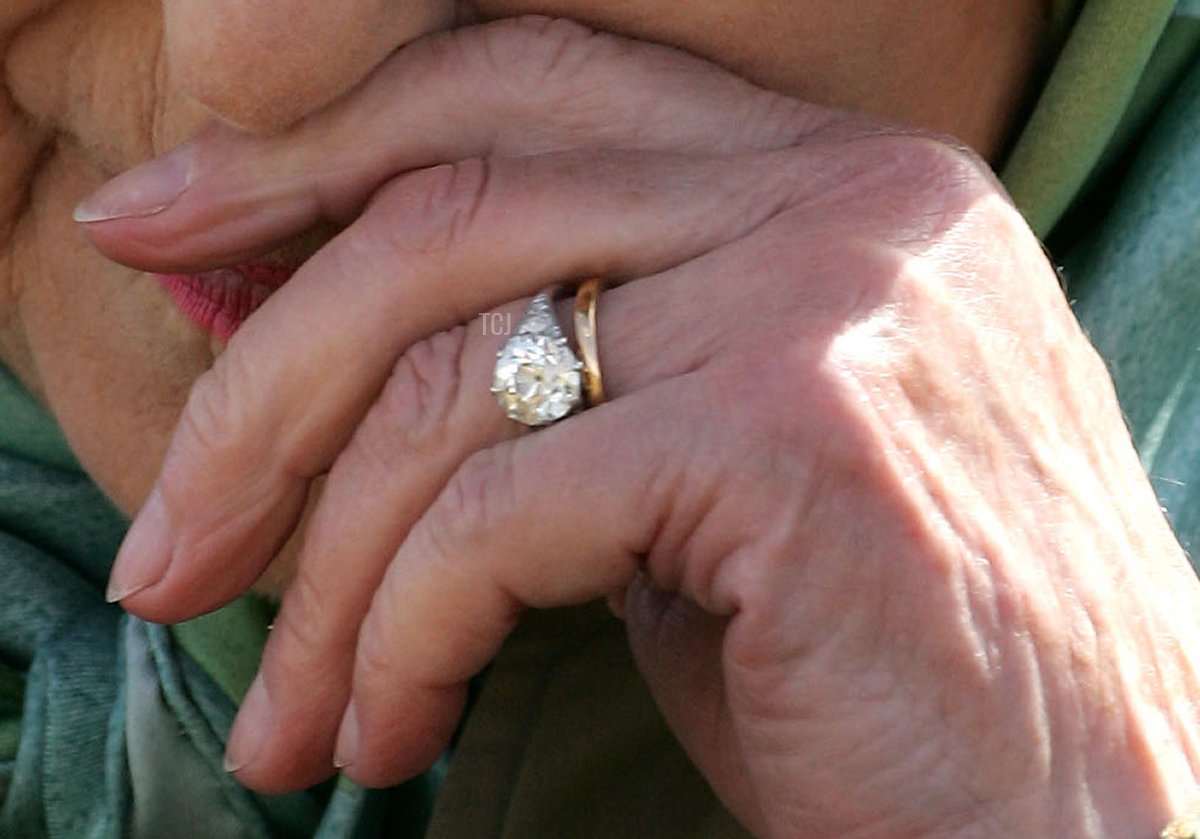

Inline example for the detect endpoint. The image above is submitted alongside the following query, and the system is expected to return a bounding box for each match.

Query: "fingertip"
[332,700,359,771]
[336,687,463,788]
[114,538,283,624]
[230,751,339,795]
[115,587,225,625]
[232,740,342,793]
[76,188,316,275]
[74,124,323,273]
[223,654,350,792]
[73,146,196,225]
[106,488,173,603]
[118,456,313,619]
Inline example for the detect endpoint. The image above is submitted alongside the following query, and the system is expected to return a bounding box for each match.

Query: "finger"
[223,231,757,788]
[108,147,811,622]
[331,378,756,787]
[161,0,455,133]
[77,16,836,272]
[223,266,722,790]
[220,320,520,790]
[330,221,859,789]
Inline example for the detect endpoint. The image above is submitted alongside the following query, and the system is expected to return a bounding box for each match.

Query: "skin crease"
[0,0,1047,588]
[466,0,1048,159]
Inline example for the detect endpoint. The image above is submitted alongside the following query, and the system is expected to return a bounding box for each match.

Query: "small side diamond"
[517,295,557,336]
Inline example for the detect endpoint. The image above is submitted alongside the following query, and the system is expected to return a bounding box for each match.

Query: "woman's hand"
[78,17,1200,838]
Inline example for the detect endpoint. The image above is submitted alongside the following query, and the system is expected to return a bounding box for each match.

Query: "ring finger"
[222,236,757,789]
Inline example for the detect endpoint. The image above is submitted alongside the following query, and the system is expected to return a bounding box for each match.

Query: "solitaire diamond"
[492,292,583,426]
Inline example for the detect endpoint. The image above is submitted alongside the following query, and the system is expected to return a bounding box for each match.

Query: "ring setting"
[491,289,584,426]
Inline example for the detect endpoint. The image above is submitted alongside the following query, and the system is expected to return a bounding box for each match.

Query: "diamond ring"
[491,288,584,426]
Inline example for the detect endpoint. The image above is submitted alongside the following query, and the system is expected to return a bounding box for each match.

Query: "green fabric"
[0,366,77,473]
[1050,0,1084,38]
[1090,16,1200,187]
[1002,0,1179,236]
[173,596,275,703]
[0,663,25,759]
[426,605,748,839]
[1065,51,1200,557]
[0,440,434,837]
[0,445,127,592]
[0,373,429,835]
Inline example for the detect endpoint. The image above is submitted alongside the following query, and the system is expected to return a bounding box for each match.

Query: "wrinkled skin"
[0,0,1043,526]
[72,14,1200,839]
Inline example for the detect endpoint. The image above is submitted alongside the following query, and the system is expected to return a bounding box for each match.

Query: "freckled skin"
[0,0,1045,591]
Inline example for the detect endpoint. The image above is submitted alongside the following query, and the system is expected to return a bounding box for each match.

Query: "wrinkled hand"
[79,17,1200,838]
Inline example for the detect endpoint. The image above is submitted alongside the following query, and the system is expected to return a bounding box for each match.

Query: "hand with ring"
[76,17,1200,838]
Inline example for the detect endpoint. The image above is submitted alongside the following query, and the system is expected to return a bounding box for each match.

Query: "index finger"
[78,18,834,273]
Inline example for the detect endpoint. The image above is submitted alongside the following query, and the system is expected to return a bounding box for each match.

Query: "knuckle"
[865,134,1000,236]
[717,252,906,430]
[793,131,1003,247]
[351,326,471,466]
[476,16,605,93]
[362,157,495,258]
[269,570,336,675]
[469,16,645,148]
[175,354,254,465]
[354,611,396,686]
[421,448,516,561]
[165,348,300,520]
[868,133,994,201]
[177,344,323,481]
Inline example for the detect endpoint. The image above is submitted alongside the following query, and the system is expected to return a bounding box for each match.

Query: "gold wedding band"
[573,279,605,406]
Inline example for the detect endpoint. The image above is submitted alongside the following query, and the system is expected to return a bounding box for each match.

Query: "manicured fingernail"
[333,702,360,769]
[74,147,194,223]
[106,488,174,602]
[224,674,272,773]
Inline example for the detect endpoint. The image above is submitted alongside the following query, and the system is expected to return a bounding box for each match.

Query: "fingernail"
[106,488,174,602]
[224,674,272,773]
[74,147,194,223]
[333,701,360,769]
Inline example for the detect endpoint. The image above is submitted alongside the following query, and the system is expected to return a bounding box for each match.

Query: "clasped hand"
[79,17,1200,838]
